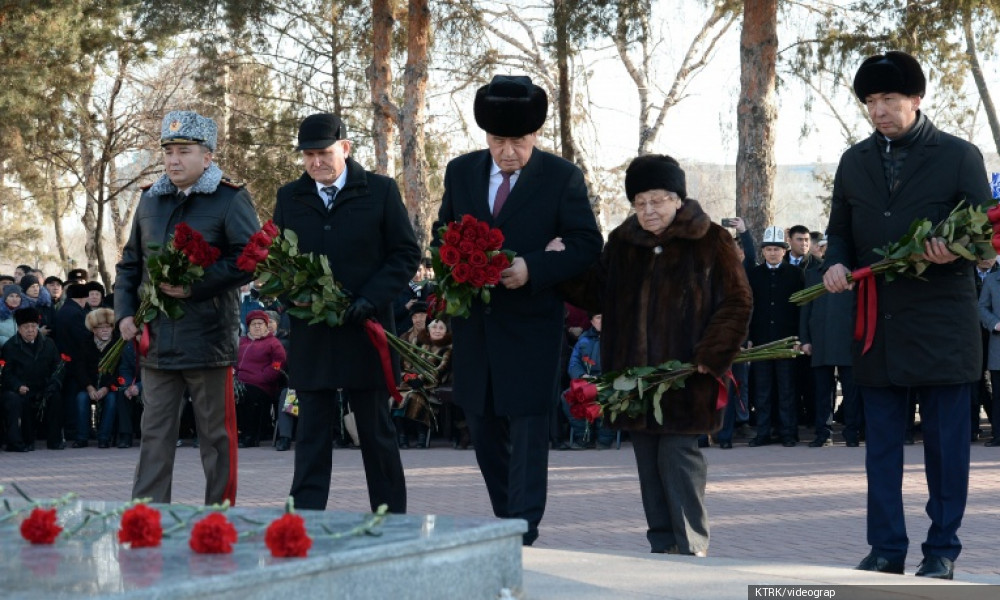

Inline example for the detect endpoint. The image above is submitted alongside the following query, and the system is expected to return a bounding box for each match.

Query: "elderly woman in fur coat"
[557,154,752,556]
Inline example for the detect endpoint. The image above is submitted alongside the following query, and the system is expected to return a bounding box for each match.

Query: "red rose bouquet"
[565,338,801,426]
[236,221,442,399]
[100,222,222,373]
[430,215,515,318]
[791,201,998,306]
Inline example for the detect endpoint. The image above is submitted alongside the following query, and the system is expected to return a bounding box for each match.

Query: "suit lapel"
[858,136,890,209]
[291,173,328,216]
[495,147,543,226]
[464,151,493,223]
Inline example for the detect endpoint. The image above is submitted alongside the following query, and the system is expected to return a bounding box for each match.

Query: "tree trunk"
[369,0,396,176]
[963,7,1000,155]
[736,0,778,243]
[553,0,575,163]
[401,0,431,249]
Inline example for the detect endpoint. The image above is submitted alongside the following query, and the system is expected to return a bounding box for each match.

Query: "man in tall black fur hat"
[432,75,602,545]
[823,51,991,580]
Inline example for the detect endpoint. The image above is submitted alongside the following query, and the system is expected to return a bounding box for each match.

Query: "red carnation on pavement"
[265,513,313,558]
[118,504,163,548]
[21,508,62,544]
[189,513,238,554]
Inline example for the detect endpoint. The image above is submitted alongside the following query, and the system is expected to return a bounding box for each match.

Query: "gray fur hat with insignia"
[160,110,218,152]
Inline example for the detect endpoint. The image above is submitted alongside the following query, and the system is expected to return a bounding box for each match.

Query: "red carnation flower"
[20,508,62,544]
[273,362,282,370]
[60,354,72,363]
[484,266,501,285]
[118,504,163,548]
[452,263,472,284]
[443,230,462,246]
[468,251,488,268]
[487,228,505,249]
[439,245,462,267]
[189,513,238,554]
[117,376,126,385]
[265,513,312,558]
[489,253,511,270]
[468,268,487,288]
[262,220,280,239]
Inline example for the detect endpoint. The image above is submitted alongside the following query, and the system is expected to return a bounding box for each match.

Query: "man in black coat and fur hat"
[2,307,62,451]
[275,113,420,514]
[433,75,602,545]
[823,51,992,580]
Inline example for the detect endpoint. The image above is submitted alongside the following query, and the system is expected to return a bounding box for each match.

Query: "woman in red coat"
[235,310,286,447]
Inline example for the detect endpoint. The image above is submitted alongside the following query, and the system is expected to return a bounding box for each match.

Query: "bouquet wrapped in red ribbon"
[100,223,222,373]
[236,221,441,401]
[430,215,515,318]
[565,338,801,426]
[790,201,1000,354]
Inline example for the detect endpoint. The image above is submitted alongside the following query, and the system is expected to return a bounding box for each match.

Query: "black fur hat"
[65,283,89,299]
[85,281,106,296]
[624,154,687,202]
[474,76,548,137]
[853,51,926,101]
[14,307,40,326]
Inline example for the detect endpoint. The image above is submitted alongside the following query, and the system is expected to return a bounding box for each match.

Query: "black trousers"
[290,388,406,513]
[3,391,39,447]
[466,388,551,546]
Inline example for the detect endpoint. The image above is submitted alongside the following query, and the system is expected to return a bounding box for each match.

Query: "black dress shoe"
[5,442,29,453]
[915,556,954,579]
[781,438,797,447]
[71,440,88,448]
[856,552,905,574]
[845,439,860,447]
[718,441,733,449]
[275,436,291,451]
[985,438,1000,447]
[97,440,110,449]
[808,437,832,447]
[117,435,133,449]
[47,441,66,450]
[748,436,772,447]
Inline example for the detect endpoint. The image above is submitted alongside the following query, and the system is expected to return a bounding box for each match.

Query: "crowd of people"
[3,49,995,579]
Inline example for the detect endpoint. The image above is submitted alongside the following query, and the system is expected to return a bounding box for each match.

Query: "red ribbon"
[714,371,735,411]
[851,267,877,354]
[363,320,403,405]
[137,325,150,357]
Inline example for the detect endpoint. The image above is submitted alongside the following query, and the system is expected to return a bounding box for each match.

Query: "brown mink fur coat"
[563,199,752,434]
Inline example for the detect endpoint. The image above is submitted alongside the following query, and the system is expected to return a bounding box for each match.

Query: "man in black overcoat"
[823,51,992,579]
[433,75,603,545]
[275,114,420,513]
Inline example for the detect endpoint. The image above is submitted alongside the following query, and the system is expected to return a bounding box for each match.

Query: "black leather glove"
[344,297,377,325]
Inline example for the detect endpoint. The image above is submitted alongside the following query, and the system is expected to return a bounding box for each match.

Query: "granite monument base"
[2,500,526,599]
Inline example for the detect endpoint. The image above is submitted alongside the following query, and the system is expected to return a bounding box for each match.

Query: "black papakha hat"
[473,75,548,137]
[66,268,88,282]
[624,154,687,202]
[853,51,926,101]
[14,307,40,326]
[296,113,346,151]
[65,283,89,299]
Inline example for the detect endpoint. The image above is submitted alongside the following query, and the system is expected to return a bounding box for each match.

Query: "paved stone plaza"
[3,430,998,583]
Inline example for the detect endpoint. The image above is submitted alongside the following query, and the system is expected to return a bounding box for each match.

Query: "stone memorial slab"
[1,500,526,599]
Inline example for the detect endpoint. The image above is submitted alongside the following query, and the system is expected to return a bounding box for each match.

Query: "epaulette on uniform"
[220,177,244,189]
